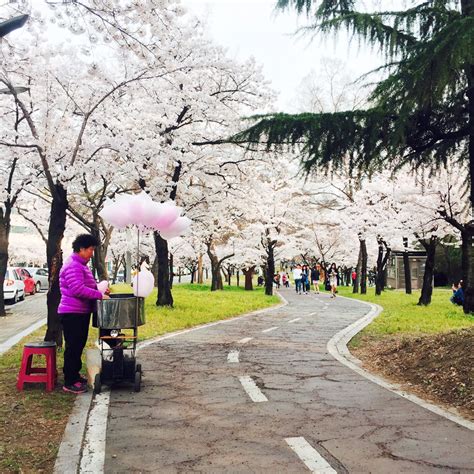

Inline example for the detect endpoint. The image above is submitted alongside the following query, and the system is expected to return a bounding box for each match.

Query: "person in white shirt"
[292,265,303,294]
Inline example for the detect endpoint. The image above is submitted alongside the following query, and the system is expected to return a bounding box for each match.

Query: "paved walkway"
[0,293,47,354]
[103,289,473,473]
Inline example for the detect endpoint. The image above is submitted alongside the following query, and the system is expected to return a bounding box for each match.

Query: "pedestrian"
[58,234,110,394]
[328,262,339,298]
[292,265,303,294]
[311,264,321,294]
[301,270,309,294]
[273,273,281,288]
[351,268,357,286]
[281,273,288,287]
[257,275,264,286]
[450,280,464,306]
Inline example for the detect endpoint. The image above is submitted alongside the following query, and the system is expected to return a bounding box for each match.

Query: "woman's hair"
[72,234,99,252]
[331,262,337,269]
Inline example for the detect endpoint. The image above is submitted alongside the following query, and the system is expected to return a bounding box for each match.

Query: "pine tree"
[235,0,474,312]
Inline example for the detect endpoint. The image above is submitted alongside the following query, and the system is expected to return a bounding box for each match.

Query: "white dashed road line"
[238,376,268,402]
[288,318,301,323]
[285,437,336,473]
[262,326,278,333]
[227,350,240,363]
[237,337,253,344]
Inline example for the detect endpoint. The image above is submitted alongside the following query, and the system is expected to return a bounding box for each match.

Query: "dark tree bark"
[242,266,255,291]
[375,236,391,296]
[44,183,68,346]
[418,235,437,306]
[197,254,203,284]
[353,244,362,294]
[360,238,368,294]
[403,243,412,295]
[206,240,234,291]
[463,224,474,313]
[154,232,173,306]
[152,255,158,287]
[0,209,11,317]
[169,252,174,289]
[264,240,277,296]
[236,269,240,287]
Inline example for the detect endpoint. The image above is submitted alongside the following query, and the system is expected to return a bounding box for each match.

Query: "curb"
[0,318,47,356]
[55,292,286,472]
[327,296,474,431]
[54,391,93,473]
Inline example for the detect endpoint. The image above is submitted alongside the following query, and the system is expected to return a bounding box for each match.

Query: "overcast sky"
[182,0,383,112]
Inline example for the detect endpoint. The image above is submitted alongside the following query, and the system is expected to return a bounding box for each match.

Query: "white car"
[3,268,25,303]
[26,267,49,292]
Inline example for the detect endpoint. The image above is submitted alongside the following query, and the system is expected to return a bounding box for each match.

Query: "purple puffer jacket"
[58,253,103,314]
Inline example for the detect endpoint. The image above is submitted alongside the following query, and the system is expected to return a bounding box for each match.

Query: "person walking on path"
[58,234,109,394]
[292,265,302,294]
[328,262,339,298]
[311,264,321,294]
[300,269,309,295]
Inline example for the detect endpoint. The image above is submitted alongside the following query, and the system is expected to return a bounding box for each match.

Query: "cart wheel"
[136,363,142,374]
[134,370,141,392]
[94,373,101,394]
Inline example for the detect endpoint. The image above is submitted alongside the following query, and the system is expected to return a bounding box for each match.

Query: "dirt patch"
[351,327,474,421]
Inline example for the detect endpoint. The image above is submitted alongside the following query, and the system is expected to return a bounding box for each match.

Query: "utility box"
[386,250,427,290]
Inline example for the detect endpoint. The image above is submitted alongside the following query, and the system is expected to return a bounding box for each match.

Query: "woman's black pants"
[60,312,91,386]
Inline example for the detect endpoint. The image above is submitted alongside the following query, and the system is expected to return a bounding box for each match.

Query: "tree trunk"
[265,244,275,296]
[353,243,361,293]
[208,252,223,291]
[236,269,240,287]
[463,224,474,313]
[418,236,437,306]
[360,239,368,294]
[197,254,203,284]
[0,211,11,317]
[44,183,68,346]
[375,236,390,296]
[152,255,158,287]
[461,0,474,312]
[403,248,412,295]
[154,232,173,306]
[243,266,255,291]
[169,253,174,289]
[92,232,108,281]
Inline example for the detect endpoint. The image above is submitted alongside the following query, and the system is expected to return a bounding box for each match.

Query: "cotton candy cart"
[93,294,145,393]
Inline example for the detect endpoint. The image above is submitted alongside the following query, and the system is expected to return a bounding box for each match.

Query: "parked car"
[3,268,25,303]
[26,267,49,292]
[15,268,36,295]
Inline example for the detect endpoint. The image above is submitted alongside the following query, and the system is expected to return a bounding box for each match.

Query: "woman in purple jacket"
[59,234,109,393]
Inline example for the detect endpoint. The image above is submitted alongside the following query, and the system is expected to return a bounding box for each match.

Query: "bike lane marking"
[285,437,336,473]
[238,375,268,402]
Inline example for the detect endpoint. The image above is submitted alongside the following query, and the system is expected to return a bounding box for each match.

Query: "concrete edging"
[327,296,474,431]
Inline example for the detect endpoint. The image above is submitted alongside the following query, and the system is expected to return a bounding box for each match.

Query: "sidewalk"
[0,293,47,355]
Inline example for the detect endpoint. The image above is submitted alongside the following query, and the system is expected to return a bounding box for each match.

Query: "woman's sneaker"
[63,382,87,394]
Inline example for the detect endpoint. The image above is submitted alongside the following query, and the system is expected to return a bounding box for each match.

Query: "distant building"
[386,250,427,290]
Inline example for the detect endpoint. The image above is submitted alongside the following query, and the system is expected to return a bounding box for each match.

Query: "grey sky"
[183,0,383,112]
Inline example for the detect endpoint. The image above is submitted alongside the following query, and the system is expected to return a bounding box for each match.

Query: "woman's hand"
[103,294,111,300]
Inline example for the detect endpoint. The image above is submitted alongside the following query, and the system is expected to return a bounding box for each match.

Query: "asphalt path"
[103,289,474,473]
[0,292,47,354]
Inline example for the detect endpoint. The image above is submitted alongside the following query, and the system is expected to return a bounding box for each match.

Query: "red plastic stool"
[17,341,57,392]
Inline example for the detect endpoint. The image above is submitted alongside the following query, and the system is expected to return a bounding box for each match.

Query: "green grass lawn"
[336,286,474,346]
[108,283,280,342]
[0,282,278,473]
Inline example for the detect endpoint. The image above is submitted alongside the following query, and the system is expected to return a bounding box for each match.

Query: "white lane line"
[238,376,268,402]
[285,437,336,473]
[237,337,253,344]
[80,392,110,473]
[262,326,278,333]
[227,350,240,363]
[288,318,301,323]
